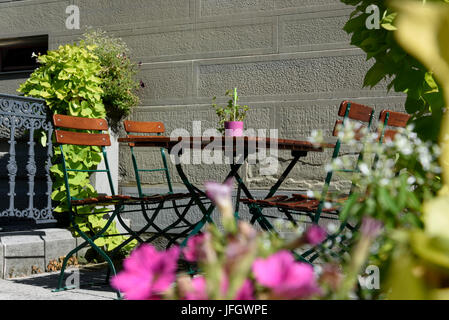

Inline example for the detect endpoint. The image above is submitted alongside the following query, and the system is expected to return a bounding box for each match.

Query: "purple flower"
[139,80,146,88]
[360,217,383,239]
[111,244,179,300]
[183,233,208,262]
[304,225,327,245]
[205,178,233,207]
[252,251,320,299]
[184,276,255,300]
[184,276,209,300]
[234,279,255,300]
[205,179,234,224]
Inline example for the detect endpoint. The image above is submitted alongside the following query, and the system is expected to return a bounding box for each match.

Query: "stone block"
[2,234,45,279]
[275,0,345,11]
[41,229,76,270]
[280,10,352,53]
[199,0,275,18]
[122,17,276,62]
[73,0,193,29]
[0,76,27,95]
[197,50,385,101]
[75,237,89,260]
[0,0,69,36]
[138,63,193,105]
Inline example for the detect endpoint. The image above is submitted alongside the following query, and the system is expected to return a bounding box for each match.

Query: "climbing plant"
[82,29,141,134]
[340,0,449,142]
[18,43,136,256]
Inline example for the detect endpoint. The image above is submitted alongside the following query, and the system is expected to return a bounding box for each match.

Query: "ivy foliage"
[341,0,449,142]
[18,43,136,256]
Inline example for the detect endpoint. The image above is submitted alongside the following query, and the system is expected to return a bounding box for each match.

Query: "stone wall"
[0,0,406,194]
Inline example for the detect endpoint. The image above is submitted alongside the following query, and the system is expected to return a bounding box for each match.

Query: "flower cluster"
[308,119,441,228]
[111,179,329,300]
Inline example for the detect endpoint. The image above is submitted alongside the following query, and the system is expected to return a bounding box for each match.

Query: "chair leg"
[53,208,122,299]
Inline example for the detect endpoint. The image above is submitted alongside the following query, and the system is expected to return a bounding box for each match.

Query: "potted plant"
[212,88,249,136]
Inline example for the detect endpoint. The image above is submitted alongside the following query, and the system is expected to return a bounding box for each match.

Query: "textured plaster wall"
[0,0,406,195]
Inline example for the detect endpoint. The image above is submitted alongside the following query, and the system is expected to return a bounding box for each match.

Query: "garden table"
[118,135,327,245]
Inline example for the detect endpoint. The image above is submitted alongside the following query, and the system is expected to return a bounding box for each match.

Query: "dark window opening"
[0,35,48,73]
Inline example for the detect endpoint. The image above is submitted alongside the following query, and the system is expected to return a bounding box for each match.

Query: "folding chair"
[52,115,191,295]
[123,120,204,248]
[241,101,375,261]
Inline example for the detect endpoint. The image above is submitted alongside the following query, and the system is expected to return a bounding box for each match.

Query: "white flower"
[359,163,370,176]
[407,176,416,185]
[307,190,315,198]
[327,223,338,233]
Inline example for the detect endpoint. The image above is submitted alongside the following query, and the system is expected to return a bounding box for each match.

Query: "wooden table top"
[118,135,331,152]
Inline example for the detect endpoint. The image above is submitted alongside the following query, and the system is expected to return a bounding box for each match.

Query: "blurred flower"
[252,251,320,299]
[183,233,208,262]
[205,178,233,208]
[139,80,145,88]
[205,179,235,229]
[320,264,344,292]
[183,276,255,300]
[360,217,383,239]
[304,225,327,245]
[111,244,179,300]
[184,276,208,300]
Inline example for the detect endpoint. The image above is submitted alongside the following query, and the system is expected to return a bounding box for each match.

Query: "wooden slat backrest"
[123,120,165,134]
[53,114,111,147]
[378,110,410,143]
[379,110,410,128]
[382,129,399,142]
[53,114,109,131]
[338,101,374,122]
[332,101,374,141]
[54,130,111,146]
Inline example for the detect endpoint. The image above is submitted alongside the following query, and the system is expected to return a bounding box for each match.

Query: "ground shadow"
[11,264,117,294]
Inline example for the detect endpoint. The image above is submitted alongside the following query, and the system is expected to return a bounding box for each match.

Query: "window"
[0,35,48,73]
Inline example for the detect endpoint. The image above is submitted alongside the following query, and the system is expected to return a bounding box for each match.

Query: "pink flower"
[185,276,209,300]
[304,225,327,245]
[252,250,320,299]
[234,279,255,300]
[205,178,233,207]
[111,244,180,300]
[360,217,383,239]
[183,276,255,300]
[183,233,208,262]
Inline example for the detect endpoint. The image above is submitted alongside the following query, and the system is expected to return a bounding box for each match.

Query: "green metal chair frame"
[123,120,203,248]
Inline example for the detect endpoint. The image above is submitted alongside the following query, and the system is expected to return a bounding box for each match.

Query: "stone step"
[0,219,130,279]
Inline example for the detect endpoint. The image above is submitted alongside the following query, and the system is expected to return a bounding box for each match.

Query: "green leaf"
[364,62,387,88]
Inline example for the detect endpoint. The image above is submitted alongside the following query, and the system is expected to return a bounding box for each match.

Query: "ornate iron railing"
[0,94,54,223]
